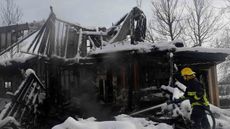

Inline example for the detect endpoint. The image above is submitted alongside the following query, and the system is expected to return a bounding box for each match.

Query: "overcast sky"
[14,0,152,27]
[8,0,229,27]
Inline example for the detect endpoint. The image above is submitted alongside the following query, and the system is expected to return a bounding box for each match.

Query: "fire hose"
[129,90,216,129]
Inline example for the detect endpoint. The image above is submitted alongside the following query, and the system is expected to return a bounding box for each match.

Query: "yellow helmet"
[181,67,195,76]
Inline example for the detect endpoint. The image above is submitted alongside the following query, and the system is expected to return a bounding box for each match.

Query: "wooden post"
[106,68,113,103]
[64,25,69,58]
[76,28,83,58]
[128,62,133,111]
[56,22,61,56]
[133,60,139,90]
[207,65,220,106]
[1,33,6,51]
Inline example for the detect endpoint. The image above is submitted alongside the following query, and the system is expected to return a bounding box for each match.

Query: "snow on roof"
[89,41,177,55]
[0,31,40,67]
[89,41,152,55]
[176,47,230,55]
[89,40,230,56]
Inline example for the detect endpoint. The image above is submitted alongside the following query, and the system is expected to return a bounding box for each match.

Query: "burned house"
[0,7,230,128]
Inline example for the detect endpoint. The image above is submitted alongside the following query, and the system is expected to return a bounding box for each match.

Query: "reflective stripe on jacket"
[182,78,209,108]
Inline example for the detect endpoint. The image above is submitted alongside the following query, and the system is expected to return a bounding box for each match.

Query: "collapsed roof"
[0,7,229,68]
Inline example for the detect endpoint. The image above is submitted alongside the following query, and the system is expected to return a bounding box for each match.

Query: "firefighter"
[173,67,211,129]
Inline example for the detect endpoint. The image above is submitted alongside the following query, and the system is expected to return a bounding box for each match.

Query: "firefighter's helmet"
[181,67,195,76]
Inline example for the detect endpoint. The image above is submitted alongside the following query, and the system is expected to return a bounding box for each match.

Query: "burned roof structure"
[0,7,147,66]
[0,6,228,68]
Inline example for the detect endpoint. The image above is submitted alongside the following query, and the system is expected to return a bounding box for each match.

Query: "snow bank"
[210,105,230,129]
[52,106,230,129]
[115,114,173,129]
[52,117,136,129]
[52,115,173,129]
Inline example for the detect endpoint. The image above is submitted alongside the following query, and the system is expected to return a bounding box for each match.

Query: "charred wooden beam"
[0,70,45,129]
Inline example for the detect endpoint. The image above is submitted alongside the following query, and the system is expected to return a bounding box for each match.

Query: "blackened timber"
[56,22,61,56]
[60,23,66,57]
[133,60,139,90]
[38,26,49,55]
[38,13,56,55]
[31,26,45,53]
[47,16,56,57]
[106,68,113,103]
[64,25,70,58]
[0,30,37,56]
[27,14,51,52]
[127,59,134,111]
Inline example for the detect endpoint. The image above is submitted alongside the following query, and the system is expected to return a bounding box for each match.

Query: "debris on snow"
[51,80,230,129]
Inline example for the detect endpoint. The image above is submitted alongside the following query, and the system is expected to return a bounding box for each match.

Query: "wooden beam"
[0,30,38,56]
[211,65,220,106]
[207,65,220,106]
[64,25,70,58]
[133,61,139,90]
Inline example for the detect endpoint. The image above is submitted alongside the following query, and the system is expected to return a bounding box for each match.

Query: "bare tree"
[214,27,230,80]
[136,0,143,8]
[0,0,23,25]
[186,0,222,47]
[145,23,156,42]
[145,22,167,42]
[149,0,185,41]
[214,28,230,48]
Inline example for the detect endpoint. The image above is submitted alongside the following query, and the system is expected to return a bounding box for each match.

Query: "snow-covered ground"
[52,81,230,129]
[52,115,173,129]
[52,106,230,129]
